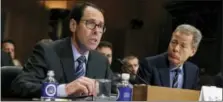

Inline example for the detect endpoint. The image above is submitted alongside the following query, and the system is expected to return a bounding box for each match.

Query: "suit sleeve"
[136,58,152,85]
[11,42,49,98]
[193,66,200,90]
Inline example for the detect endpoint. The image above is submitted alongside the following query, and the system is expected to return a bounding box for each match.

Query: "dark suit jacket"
[1,50,14,66]
[136,53,199,90]
[11,37,113,98]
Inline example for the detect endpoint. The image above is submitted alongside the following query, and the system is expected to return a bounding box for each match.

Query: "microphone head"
[112,73,121,81]
[121,73,130,80]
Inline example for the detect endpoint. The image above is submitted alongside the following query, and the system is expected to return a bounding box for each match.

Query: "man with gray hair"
[137,24,202,90]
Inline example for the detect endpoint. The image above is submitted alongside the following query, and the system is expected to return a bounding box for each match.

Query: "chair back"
[1,66,22,97]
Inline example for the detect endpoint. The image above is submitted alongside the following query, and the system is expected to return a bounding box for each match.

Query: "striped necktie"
[172,69,180,88]
[75,56,86,78]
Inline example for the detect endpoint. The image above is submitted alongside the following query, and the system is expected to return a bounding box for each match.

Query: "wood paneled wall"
[2,0,49,64]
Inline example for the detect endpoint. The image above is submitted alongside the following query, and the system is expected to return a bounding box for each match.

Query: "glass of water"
[94,79,111,101]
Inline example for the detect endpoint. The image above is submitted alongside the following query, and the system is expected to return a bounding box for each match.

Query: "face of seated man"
[167,31,197,67]
[125,58,139,75]
[3,42,15,59]
[70,6,105,53]
[96,47,112,65]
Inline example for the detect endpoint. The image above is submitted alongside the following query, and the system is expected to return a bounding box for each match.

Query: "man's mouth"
[169,53,179,60]
[89,38,97,44]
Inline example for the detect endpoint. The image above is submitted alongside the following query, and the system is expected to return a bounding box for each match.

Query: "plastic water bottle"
[41,70,58,101]
[116,73,133,101]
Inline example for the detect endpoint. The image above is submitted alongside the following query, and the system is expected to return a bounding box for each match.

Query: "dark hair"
[69,2,104,24]
[97,41,112,50]
[2,39,15,46]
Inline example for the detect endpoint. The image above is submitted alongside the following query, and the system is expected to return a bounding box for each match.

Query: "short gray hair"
[174,24,202,48]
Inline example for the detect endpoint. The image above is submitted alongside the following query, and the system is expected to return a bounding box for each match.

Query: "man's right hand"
[65,76,97,96]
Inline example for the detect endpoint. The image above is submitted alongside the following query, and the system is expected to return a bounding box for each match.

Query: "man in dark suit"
[96,41,113,65]
[11,2,113,98]
[137,24,202,90]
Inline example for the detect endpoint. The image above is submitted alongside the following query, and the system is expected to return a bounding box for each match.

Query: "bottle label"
[116,86,132,101]
[41,82,58,98]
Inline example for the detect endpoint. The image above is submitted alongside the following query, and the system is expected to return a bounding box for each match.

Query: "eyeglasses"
[81,19,106,33]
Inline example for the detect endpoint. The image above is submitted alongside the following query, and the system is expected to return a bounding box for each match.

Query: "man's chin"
[172,62,180,66]
[169,59,180,66]
[87,46,97,50]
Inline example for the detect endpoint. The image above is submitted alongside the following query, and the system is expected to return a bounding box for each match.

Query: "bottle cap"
[47,70,55,77]
[121,73,130,80]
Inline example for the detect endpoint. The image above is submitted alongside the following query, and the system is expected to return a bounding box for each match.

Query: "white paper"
[199,86,222,101]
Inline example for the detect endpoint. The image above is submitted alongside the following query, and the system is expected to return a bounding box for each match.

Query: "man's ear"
[190,47,197,57]
[69,19,77,32]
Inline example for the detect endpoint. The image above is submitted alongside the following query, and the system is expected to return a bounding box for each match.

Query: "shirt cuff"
[57,84,68,97]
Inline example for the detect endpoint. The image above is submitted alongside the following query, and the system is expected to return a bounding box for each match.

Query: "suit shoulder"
[35,38,69,50]
[185,61,198,67]
[145,53,166,63]
[185,61,199,70]
[90,50,107,60]
[146,54,162,61]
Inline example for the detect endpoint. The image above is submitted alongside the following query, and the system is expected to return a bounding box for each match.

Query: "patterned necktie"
[75,56,86,78]
[172,69,179,88]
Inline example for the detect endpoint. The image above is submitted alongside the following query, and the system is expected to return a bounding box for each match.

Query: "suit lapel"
[159,68,170,87]
[183,63,191,89]
[59,38,76,83]
[158,53,170,87]
[85,51,96,78]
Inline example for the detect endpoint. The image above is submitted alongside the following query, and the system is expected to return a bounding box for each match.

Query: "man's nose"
[92,28,101,35]
[173,45,180,52]
[131,66,135,69]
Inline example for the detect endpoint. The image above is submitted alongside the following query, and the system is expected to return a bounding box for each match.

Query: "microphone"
[116,58,124,65]
[116,58,149,85]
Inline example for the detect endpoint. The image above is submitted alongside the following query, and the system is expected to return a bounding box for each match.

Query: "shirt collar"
[71,40,89,62]
[169,64,183,73]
